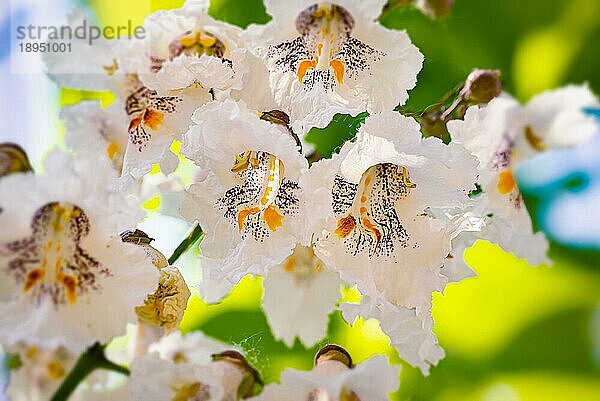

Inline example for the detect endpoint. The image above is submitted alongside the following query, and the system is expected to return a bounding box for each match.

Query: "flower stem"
[49,343,129,401]
[168,221,205,265]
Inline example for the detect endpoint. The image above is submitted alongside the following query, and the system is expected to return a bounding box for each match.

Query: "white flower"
[305,111,478,312]
[0,151,157,353]
[254,346,399,401]
[254,0,423,133]
[130,349,262,401]
[116,0,247,94]
[115,74,209,183]
[447,96,553,266]
[512,85,599,163]
[45,11,212,184]
[130,354,225,401]
[61,101,129,174]
[120,230,192,332]
[148,330,231,365]
[295,111,476,371]
[432,210,486,283]
[181,99,308,302]
[262,245,341,347]
[43,9,115,91]
[5,344,76,401]
[341,296,444,374]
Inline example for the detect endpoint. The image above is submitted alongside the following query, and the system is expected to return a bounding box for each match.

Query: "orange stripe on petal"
[264,205,284,232]
[237,207,260,231]
[330,60,345,84]
[297,60,315,83]
[497,170,517,195]
[335,215,356,238]
[144,109,164,131]
[23,269,45,292]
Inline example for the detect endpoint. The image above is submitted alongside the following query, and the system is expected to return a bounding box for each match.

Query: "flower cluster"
[1,0,598,399]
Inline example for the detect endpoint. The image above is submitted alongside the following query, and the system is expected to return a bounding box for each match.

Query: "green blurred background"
[11,0,600,400]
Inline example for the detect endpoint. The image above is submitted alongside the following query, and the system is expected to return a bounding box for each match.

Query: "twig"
[168,221,205,265]
[49,343,129,401]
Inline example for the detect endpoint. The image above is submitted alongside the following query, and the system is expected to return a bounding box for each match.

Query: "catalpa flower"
[342,295,444,374]
[512,85,599,163]
[447,95,554,267]
[254,345,399,401]
[61,101,129,175]
[45,12,212,184]
[262,244,342,347]
[306,111,478,311]
[116,0,247,94]
[130,350,262,401]
[181,100,308,302]
[148,330,232,365]
[121,230,191,333]
[0,150,157,353]
[255,0,423,132]
[5,344,76,401]
[114,74,207,182]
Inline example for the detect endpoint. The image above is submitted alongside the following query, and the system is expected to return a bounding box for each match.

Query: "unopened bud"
[260,110,302,152]
[212,350,263,398]
[461,69,502,104]
[420,109,450,141]
[259,110,290,126]
[0,143,33,177]
[416,0,455,19]
[315,344,353,368]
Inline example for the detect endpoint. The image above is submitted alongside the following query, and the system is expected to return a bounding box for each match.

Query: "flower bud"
[420,109,451,141]
[0,143,33,177]
[416,0,455,19]
[315,344,353,368]
[461,69,502,104]
[212,350,263,398]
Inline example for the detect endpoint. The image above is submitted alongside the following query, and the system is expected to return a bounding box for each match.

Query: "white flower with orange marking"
[0,151,157,353]
[130,349,262,401]
[297,111,477,369]
[512,85,599,163]
[61,101,129,175]
[262,244,342,347]
[255,345,399,401]
[148,330,231,366]
[181,99,309,302]
[252,0,423,133]
[45,8,221,185]
[116,0,248,95]
[304,111,478,312]
[5,344,76,401]
[447,95,556,268]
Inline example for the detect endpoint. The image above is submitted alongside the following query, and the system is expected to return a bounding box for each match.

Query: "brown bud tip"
[315,344,353,368]
[461,69,502,104]
[120,229,154,244]
[0,143,33,177]
[418,0,455,19]
[212,350,263,388]
[259,110,290,126]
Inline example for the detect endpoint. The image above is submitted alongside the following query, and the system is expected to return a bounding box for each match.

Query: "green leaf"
[209,0,270,28]
[304,113,368,158]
